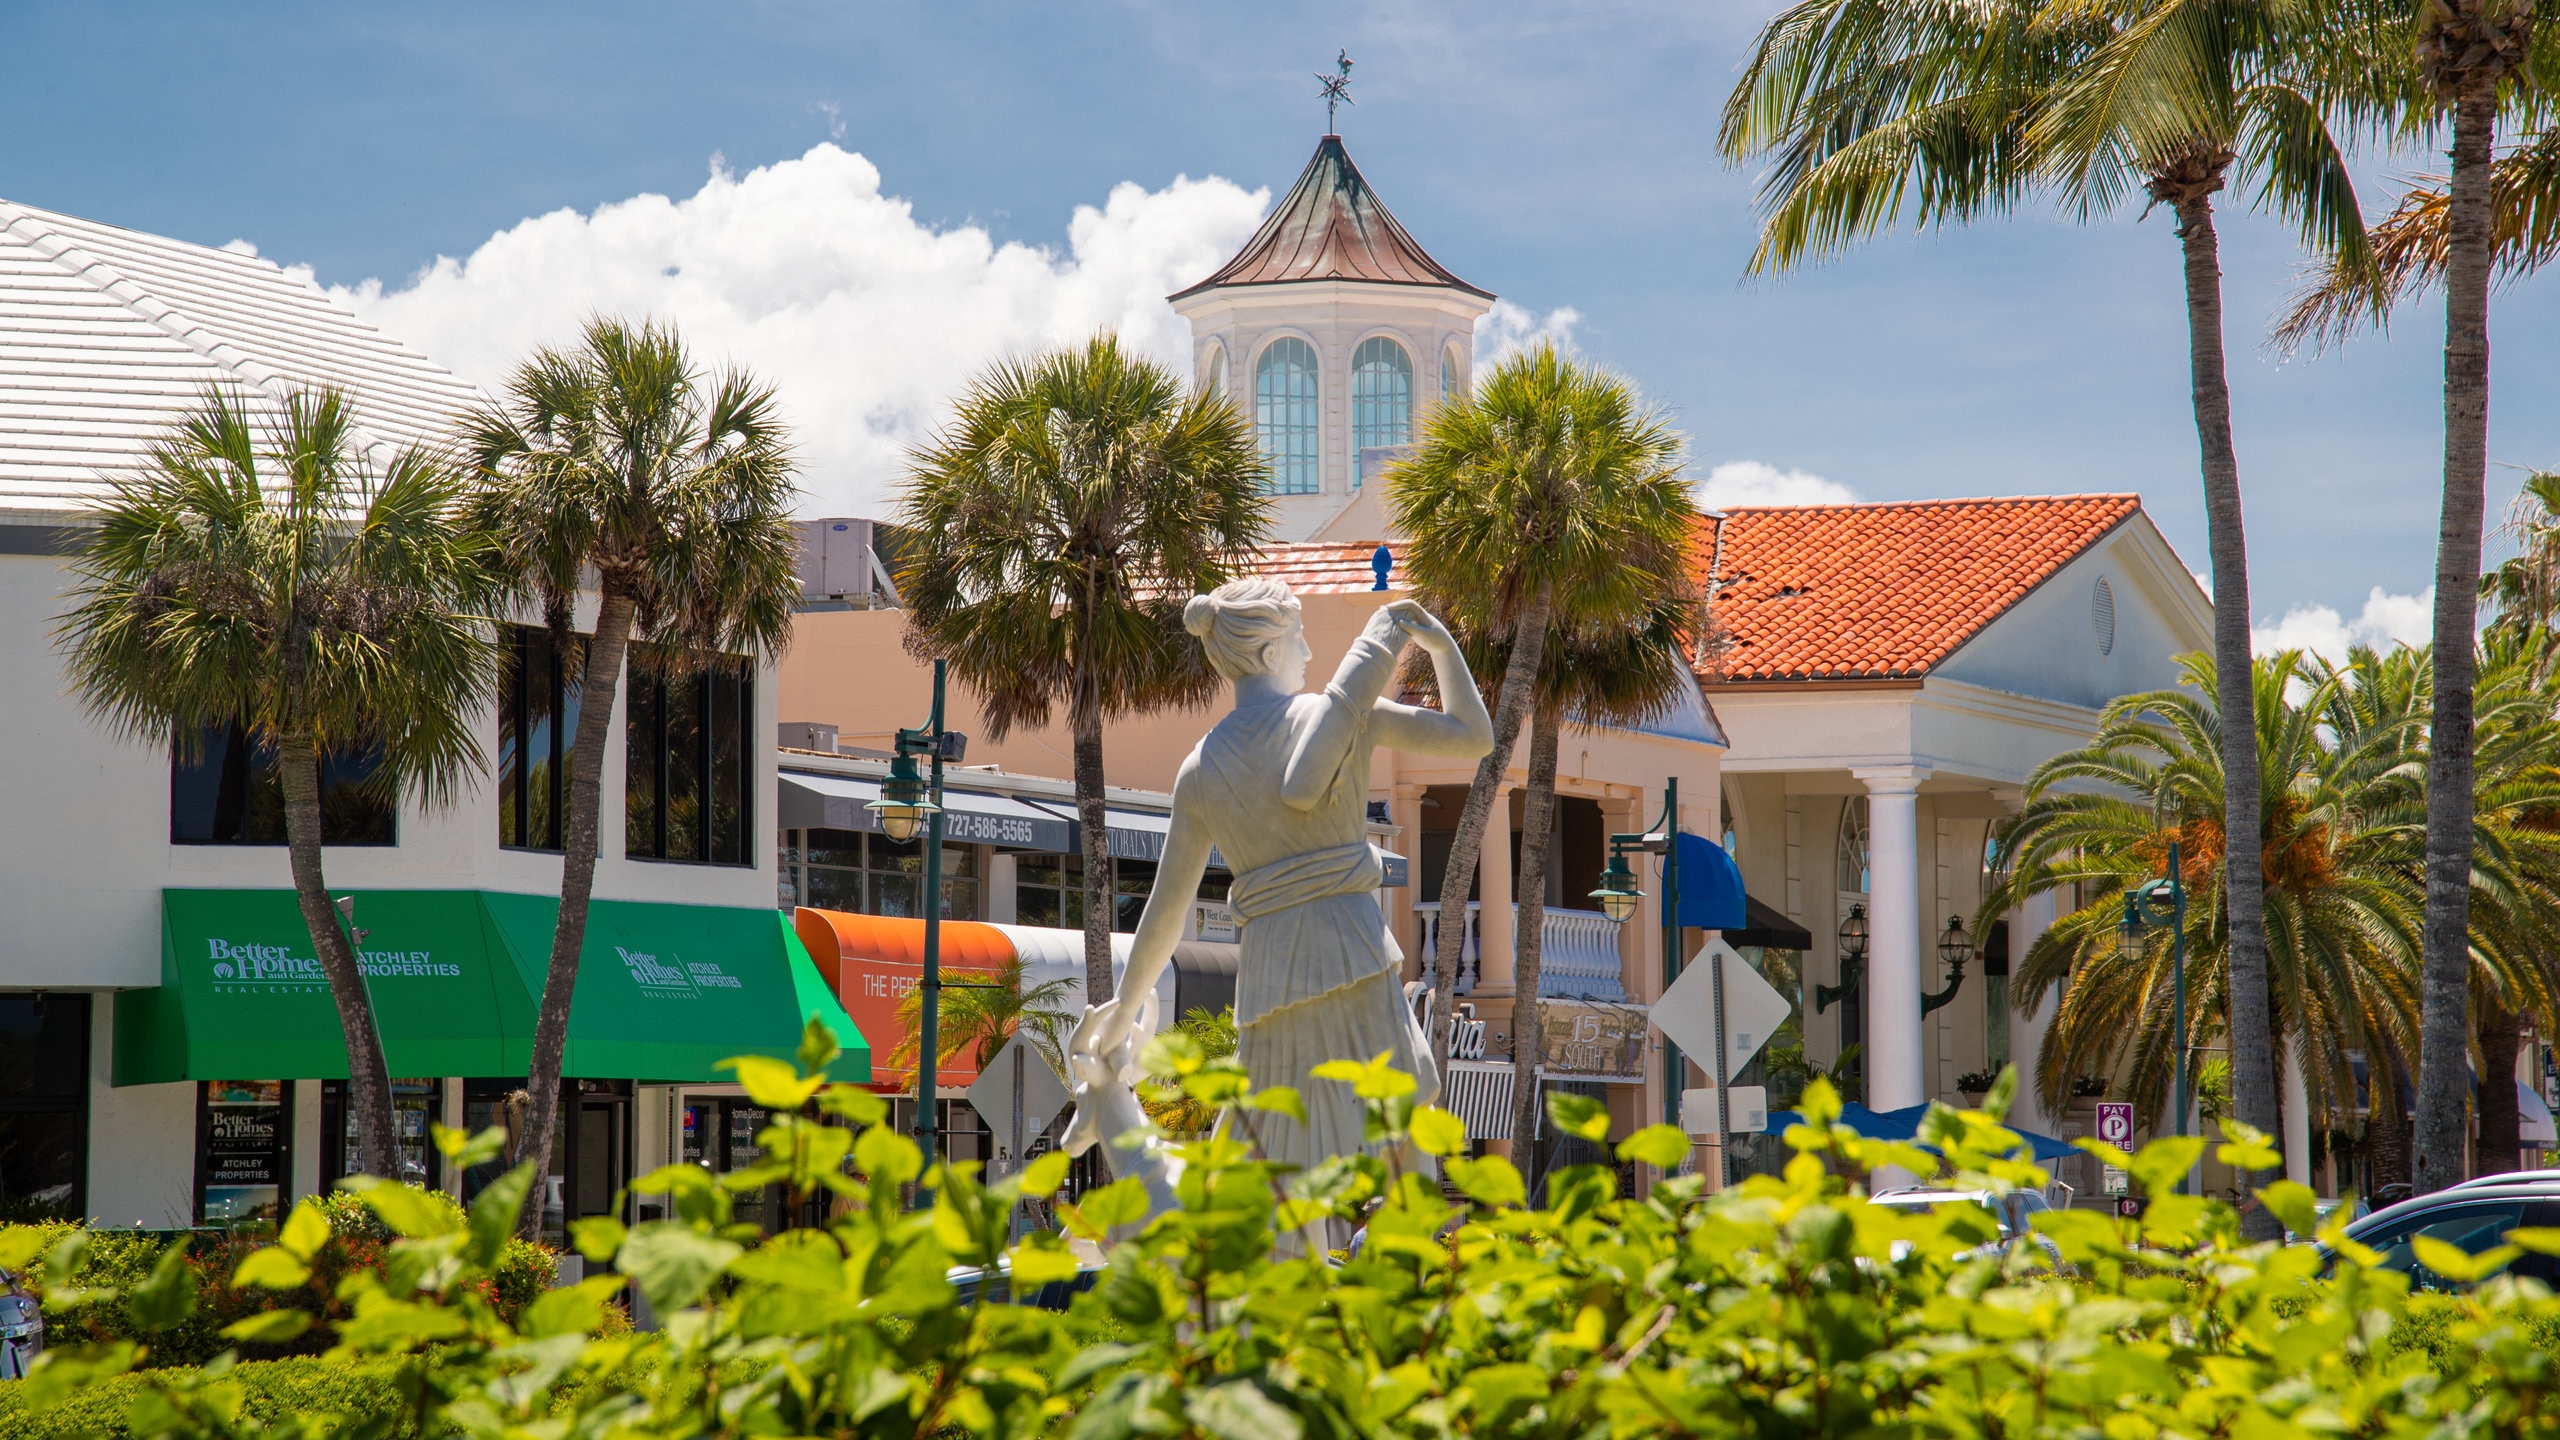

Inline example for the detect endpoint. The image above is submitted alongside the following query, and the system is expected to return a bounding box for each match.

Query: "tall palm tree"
[2484,471,2560,642]
[900,334,1272,1010]
[464,318,800,1234]
[890,956,1078,1077]
[1723,0,2373,1230]
[1389,344,1693,1051]
[59,385,497,1180]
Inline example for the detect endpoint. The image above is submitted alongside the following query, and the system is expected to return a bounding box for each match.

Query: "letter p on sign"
[2095,1101,2134,1149]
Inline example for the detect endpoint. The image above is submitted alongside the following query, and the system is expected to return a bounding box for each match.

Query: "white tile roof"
[0,199,484,516]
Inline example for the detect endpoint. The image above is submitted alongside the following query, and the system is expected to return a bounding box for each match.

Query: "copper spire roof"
[1170,136,1493,301]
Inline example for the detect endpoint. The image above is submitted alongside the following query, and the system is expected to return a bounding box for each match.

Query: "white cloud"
[311,144,1267,517]
[1693,459,1860,511]
[1472,298,1582,368]
[2251,586,2435,659]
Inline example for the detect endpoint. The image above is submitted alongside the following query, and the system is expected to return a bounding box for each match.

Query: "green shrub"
[0,1356,407,1439]
[11,1025,2560,1440]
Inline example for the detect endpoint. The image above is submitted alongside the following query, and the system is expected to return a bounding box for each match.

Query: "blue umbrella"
[1764,1100,2078,1163]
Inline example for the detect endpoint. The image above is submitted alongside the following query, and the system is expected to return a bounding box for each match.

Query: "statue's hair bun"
[1183,594,1217,637]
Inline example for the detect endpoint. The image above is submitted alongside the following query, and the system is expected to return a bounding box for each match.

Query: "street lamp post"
[1589,778,1726,1186]
[2118,839,2190,1191]
[868,660,966,1191]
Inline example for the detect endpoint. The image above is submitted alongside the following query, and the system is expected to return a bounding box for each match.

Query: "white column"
[1478,785,1516,993]
[2284,1034,2313,1189]
[1855,767,1929,1112]
[2006,886,2061,1135]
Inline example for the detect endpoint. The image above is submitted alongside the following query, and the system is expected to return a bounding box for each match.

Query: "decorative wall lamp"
[1920,914,1971,1018]
[1816,904,1868,1013]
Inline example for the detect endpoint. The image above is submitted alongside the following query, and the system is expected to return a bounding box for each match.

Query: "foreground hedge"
[9,1026,2560,1439]
[0,1356,406,1439]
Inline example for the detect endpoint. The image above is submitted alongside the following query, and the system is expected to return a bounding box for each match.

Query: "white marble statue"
[1064,579,1494,1184]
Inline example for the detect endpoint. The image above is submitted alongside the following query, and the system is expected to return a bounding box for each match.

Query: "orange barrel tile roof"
[1243,540,1403,594]
[1700,495,2142,682]
[1171,136,1492,301]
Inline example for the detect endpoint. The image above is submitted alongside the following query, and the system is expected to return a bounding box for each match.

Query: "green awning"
[117,890,869,1086]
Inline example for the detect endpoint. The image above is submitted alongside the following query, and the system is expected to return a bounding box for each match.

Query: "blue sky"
[7,0,2549,640]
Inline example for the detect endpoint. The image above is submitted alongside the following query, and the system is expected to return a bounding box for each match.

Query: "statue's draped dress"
[1176,625,1437,1172]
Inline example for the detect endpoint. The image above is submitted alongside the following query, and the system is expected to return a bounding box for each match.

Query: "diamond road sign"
[2095,1101,2135,1150]
[963,1037,1069,1157]
[1651,939,1793,1080]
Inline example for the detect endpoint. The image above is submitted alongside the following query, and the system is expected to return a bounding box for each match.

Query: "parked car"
[2332,1182,2560,1289]
[1867,1187,2060,1263]
[0,1267,39,1379]
[2448,1170,2560,1193]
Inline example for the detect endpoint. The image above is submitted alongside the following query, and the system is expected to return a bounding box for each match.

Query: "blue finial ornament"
[1371,545,1392,591]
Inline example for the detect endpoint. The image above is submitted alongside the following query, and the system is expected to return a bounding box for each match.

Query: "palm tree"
[899,334,1272,1010]
[59,385,497,1180]
[1987,652,2421,1146]
[464,318,800,1234]
[2484,471,2560,642]
[1138,1006,1240,1138]
[1722,0,2374,1229]
[890,956,1078,1077]
[1388,344,1693,1051]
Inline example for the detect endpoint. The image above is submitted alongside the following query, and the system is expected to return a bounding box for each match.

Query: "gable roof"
[1170,136,1492,301]
[0,199,484,514]
[1702,495,2145,682]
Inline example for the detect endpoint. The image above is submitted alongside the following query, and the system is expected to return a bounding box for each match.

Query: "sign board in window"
[1534,1001,1648,1084]
[198,1080,289,1224]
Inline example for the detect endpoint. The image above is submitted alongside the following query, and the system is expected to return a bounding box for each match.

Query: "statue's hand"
[1384,599,1458,655]
[1070,998,1136,1078]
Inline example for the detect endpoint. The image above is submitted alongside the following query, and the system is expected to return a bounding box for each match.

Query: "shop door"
[682,1097,779,1232]
[320,1079,443,1192]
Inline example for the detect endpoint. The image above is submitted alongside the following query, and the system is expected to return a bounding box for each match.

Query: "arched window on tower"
[1255,337,1320,495]
[1442,342,1467,403]
[1350,337,1412,490]
[1200,342,1226,399]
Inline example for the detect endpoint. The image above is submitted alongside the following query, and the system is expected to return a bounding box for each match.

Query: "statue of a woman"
[1066,579,1493,1178]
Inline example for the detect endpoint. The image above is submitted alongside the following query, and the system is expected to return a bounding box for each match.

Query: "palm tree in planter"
[1389,342,1693,1053]
[891,956,1079,1077]
[59,384,498,1180]
[464,318,800,1235]
[899,334,1272,1010]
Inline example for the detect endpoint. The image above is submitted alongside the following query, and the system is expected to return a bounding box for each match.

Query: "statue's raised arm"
[1064,579,1492,1201]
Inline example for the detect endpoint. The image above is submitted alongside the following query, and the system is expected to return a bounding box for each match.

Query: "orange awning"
[793,909,1014,1089]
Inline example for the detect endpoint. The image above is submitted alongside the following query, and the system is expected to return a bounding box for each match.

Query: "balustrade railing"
[1410,902,1626,1002]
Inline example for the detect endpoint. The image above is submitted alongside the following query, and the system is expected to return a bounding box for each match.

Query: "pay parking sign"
[2095,1101,2135,1149]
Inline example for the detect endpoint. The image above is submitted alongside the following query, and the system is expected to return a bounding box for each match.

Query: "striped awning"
[1443,1059,1517,1140]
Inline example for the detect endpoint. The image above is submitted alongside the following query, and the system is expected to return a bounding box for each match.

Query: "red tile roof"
[1171,137,1492,301]
[1702,495,2143,682]
[1243,541,1401,595]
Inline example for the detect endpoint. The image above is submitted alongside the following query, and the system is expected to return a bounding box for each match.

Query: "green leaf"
[2126,1136,2205,1198]
[569,1215,627,1266]
[728,1232,849,1291]
[344,1176,461,1238]
[855,1125,924,1187]
[1409,1106,1469,1158]
[1008,1236,1083,1287]
[231,1246,311,1291]
[1059,1342,1142,1389]
[0,1226,47,1276]
[819,1084,889,1126]
[629,1163,716,1198]
[724,1054,824,1111]
[431,1123,509,1172]
[2215,1118,2281,1172]
[1078,1176,1152,1232]
[2257,1180,2320,1238]
[1981,1064,2018,1121]
[2506,1226,2560,1256]
[276,1201,330,1262]
[2413,1235,2518,1284]
[1019,1150,1072,1196]
[1185,1380,1303,1440]
[221,1310,313,1345]
[618,1222,744,1313]
[1142,1029,1206,1077]
[124,1241,198,1334]
[1546,1090,1610,1142]
[1253,1086,1308,1124]
[1444,1156,1527,1208]
[1616,1124,1690,1168]
[522,1276,626,1338]
[1310,1051,1418,1100]
[797,1015,843,1076]
[469,1161,538,1267]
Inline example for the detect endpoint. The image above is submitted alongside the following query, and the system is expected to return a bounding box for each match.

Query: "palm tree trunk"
[277,735,398,1180]
[1507,721,1560,1190]
[2477,999,2523,1176]
[2366,1042,2412,1198]
[518,588,636,1238]
[1428,582,1554,1049]
[2415,87,2500,1195]
[2170,189,2282,1238]
[1072,711,1115,1010]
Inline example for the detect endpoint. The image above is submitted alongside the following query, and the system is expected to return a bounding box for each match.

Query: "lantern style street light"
[1590,852,1642,923]
[2118,839,2190,1191]
[1816,904,1868,1015]
[866,750,938,843]
[1592,781,1737,1187]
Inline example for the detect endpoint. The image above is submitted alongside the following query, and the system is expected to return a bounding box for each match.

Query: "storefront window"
[683,1096,775,1233]
[0,993,88,1221]
[320,1078,441,1191]
[497,625,584,851]
[782,828,979,920]
[462,1079,629,1248]
[197,1080,291,1224]
[171,723,394,846]
[627,647,754,866]
[1015,854,1167,933]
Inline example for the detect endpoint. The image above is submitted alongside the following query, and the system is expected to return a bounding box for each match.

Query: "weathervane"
[1317,50,1353,133]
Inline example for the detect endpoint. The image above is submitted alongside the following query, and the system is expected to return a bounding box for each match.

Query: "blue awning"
[1668,831,1747,930]
[1764,1100,2077,1162]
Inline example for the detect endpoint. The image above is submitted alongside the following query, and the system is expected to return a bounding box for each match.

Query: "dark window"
[0,993,90,1222]
[783,828,979,919]
[627,649,754,865]
[171,723,394,846]
[318,1078,442,1192]
[1015,854,1158,933]
[497,626,584,851]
